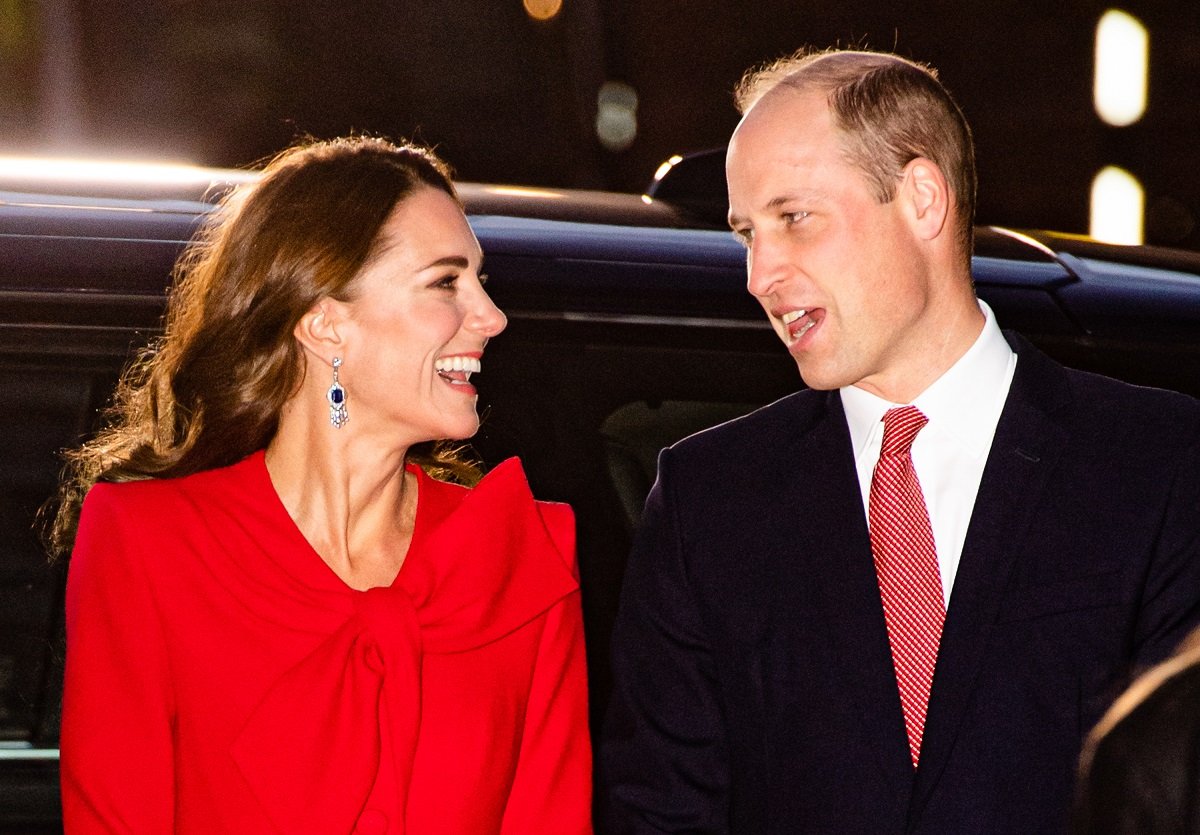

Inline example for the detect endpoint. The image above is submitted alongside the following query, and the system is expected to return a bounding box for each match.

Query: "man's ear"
[901,157,951,242]
[292,298,347,360]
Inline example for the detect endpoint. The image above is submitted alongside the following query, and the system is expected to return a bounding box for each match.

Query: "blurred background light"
[523,0,563,22]
[1090,165,1144,244]
[3,3,1200,249]
[0,156,253,187]
[1094,9,1148,127]
[483,185,566,199]
[652,155,684,182]
[596,81,638,152]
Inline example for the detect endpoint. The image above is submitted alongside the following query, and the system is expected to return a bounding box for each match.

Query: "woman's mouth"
[434,355,482,389]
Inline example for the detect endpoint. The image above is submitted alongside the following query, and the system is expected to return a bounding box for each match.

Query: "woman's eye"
[478,272,489,287]
[433,274,458,290]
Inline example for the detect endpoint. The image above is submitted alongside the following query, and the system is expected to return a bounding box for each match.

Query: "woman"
[52,137,592,833]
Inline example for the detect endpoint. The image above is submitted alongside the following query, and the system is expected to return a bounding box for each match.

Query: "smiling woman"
[48,136,592,834]
[311,186,506,448]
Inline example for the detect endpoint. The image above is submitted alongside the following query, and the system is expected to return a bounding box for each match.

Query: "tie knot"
[880,406,928,457]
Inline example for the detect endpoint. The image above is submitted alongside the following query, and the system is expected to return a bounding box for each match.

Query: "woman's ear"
[292,299,347,360]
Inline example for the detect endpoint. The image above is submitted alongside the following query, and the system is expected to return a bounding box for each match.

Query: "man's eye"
[732,229,753,247]
[784,211,810,225]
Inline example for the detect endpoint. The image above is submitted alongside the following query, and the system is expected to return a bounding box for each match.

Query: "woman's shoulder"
[418,457,576,572]
[73,452,278,582]
[403,457,578,644]
[83,450,268,519]
[421,457,571,515]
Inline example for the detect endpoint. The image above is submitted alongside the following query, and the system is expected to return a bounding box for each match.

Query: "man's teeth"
[434,356,482,374]
[780,309,808,325]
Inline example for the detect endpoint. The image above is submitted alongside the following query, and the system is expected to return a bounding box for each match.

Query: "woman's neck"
[265,412,418,590]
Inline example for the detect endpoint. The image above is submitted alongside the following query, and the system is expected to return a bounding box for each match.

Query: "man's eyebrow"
[729,190,826,229]
[767,189,825,208]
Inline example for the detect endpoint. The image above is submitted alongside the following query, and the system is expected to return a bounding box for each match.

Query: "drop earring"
[327,357,348,428]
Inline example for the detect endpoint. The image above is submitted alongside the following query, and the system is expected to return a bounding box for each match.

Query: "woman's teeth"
[781,309,807,325]
[434,356,482,375]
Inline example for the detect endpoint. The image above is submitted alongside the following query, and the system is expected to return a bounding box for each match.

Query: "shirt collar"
[840,300,1015,459]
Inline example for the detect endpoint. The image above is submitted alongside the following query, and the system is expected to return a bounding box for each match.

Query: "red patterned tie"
[869,406,945,768]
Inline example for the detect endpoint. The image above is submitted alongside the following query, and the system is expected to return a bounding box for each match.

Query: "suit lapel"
[785,392,916,800]
[910,335,1072,814]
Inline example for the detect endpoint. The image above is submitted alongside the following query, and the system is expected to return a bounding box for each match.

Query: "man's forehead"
[729,91,835,171]
[734,86,832,148]
[749,80,828,118]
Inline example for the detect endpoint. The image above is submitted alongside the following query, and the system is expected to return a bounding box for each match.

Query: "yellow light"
[0,155,255,188]
[652,155,684,182]
[1089,165,1144,244]
[1094,9,1148,126]
[483,185,566,199]
[523,0,562,21]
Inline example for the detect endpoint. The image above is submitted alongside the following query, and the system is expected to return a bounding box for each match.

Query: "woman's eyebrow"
[417,255,470,271]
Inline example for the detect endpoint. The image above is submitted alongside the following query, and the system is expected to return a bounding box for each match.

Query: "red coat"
[62,452,592,834]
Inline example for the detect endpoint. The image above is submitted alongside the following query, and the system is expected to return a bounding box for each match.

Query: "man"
[600,48,1200,834]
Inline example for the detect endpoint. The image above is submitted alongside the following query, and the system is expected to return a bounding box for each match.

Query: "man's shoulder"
[1011,334,1200,448]
[1018,338,1199,416]
[1061,362,1198,411]
[668,388,829,463]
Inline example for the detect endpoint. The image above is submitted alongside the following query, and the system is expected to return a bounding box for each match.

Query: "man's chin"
[796,363,845,392]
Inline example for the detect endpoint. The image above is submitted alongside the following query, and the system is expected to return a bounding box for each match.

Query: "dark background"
[3,1,1198,247]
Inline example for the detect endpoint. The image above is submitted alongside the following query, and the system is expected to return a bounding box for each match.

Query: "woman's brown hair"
[47,136,478,557]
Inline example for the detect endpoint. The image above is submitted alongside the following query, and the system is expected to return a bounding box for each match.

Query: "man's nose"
[746,234,792,299]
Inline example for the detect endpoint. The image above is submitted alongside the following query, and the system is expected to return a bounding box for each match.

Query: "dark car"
[2,158,1200,832]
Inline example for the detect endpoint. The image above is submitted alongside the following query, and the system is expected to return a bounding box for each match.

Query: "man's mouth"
[780,308,817,342]
[434,355,482,385]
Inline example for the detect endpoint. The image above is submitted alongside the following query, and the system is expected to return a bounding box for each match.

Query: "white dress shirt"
[840,301,1017,606]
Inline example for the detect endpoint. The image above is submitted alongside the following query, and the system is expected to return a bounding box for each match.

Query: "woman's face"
[334,186,506,444]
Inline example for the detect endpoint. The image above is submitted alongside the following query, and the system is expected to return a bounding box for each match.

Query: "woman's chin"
[437,414,481,442]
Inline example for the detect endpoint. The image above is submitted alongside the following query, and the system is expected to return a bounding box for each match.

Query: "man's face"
[726,89,941,399]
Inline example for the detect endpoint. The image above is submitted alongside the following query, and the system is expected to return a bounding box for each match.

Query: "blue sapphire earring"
[327,357,348,428]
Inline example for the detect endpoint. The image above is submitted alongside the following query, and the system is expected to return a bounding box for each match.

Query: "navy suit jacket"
[600,334,1200,834]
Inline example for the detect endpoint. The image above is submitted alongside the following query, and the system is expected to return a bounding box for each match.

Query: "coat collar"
[910,333,1072,814]
[773,390,919,800]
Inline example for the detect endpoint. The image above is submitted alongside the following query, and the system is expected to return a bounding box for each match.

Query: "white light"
[1090,165,1144,244]
[1094,9,1148,126]
[652,155,684,182]
[0,156,256,187]
[596,81,639,152]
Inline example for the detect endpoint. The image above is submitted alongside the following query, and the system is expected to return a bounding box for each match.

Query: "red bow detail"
[230,459,576,834]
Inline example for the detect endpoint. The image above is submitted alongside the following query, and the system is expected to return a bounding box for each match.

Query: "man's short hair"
[735,49,977,256]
